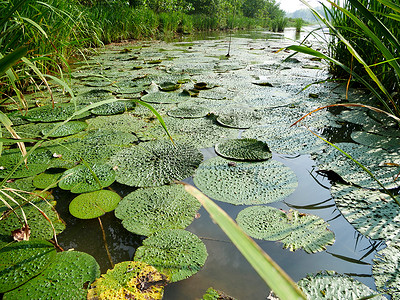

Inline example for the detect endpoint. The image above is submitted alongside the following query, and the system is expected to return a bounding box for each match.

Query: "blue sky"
[277,0,328,12]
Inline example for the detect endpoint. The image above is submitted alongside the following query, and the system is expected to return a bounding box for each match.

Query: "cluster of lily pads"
[0,35,399,299]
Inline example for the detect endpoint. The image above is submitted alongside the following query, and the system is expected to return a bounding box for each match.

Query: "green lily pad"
[337,108,381,126]
[0,148,54,179]
[194,82,216,90]
[312,142,400,189]
[0,240,56,293]
[115,184,201,236]
[373,243,400,299]
[215,139,271,161]
[90,100,137,116]
[159,81,181,91]
[216,107,263,129]
[41,121,88,137]
[237,206,334,253]
[167,105,209,119]
[59,163,115,193]
[351,131,400,152]
[69,190,121,219]
[86,113,154,133]
[0,191,65,240]
[108,140,203,187]
[193,157,298,205]
[201,287,236,300]
[141,91,190,104]
[33,170,64,189]
[24,103,90,122]
[297,271,385,300]
[134,229,208,282]
[75,89,114,105]
[4,251,100,300]
[87,261,169,300]
[330,184,400,241]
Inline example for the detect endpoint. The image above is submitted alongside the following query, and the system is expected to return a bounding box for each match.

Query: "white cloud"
[276,0,328,13]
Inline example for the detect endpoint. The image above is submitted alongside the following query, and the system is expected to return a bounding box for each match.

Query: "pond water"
[46,27,394,299]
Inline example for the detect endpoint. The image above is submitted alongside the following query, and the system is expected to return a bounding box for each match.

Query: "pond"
[1,27,399,299]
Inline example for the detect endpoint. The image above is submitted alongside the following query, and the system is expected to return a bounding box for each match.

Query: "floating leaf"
[59,163,115,193]
[41,121,88,137]
[330,184,400,241]
[141,91,190,104]
[76,89,114,105]
[0,240,56,293]
[86,113,154,133]
[297,271,385,300]
[215,139,272,161]
[0,191,65,240]
[33,170,64,189]
[167,105,209,119]
[109,140,203,187]
[373,243,400,299]
[216,107,263,129]
[115,184,201,236]
[201,287,236,300]
[236,206,334,253]
[24,103,90,122]
[87,261,169,300]
[312,142,400,189]
[4,251,100,299]
[193,157,297,205]
[91,100,136,116]
[134,229,208,282]
[159,81,181,91]
[69,190,121,219]
[351,131,400,152]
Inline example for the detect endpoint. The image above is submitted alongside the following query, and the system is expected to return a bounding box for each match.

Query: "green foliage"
[115,184,201,236]
[24,104,90,123]
[33,170,64,189]
[215,138,272,161]
[69,190,121,219]
[87,261,169,300]
[41,121,88,137]
[201,287,236,300]
[4,251,100,300]
[134,229,208,282]
[0,240,56,293]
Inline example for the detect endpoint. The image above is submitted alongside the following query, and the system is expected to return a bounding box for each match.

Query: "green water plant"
[201,287,236,300]
[215,138,272,161]
[41,121,88,138]
[87,261,169,300]
[115,184,201,236]
[193,156,298,205]
[3,251,100,300]
[134,229,208,282]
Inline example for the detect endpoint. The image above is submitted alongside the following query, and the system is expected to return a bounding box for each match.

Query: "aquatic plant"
[215,138,272,161]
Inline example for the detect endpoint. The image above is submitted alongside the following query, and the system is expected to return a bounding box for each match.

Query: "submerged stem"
[98,216,114,268]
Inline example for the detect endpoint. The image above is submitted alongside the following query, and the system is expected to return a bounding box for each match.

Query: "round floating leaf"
[91,100,136,116]
[0,148,54,179]
[0,191,66,240]
[351,131,400,152]
[109,140,203,187]
[87,261,169,300]
[0,240,56,293]
[237,206,334,253]
[24,103,90,122]
[167,105,209,119]
[41,121,88,137]
[86,113,154,133]
[331,184,400,241]
[4,251,100,300]
[76,89,114,105]
[59,163,115,193]
[134,229,208,282]
[215,139,271,161]
[33,170,64,189]
[201,287,236,300]
[312,142,400,189]
[297,271,385,300]
[373,243,400,299]
[141,91,190,104]
[115,184,201,236]
[69,190,121,219]
[337,108,381,126]
[216,107,263,129]
[159,81,181,91]
[193,157,297,205]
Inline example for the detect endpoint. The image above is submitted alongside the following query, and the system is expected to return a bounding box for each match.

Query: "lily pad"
[4,251,100,300]
[141,91,190,104]
[87,261,169,300]
[193,157,298,205]
[108,140,203,187]
[373,243,400,299]
[41,121,88,137]
[159,81,181,91]
[215,139,272,161]
[33,170,64,189]
[330,184,400,241]
[90,100,137,115]
[86,113,154,133]
[167,105,209,119]
[0,240,56,293]
[216,107,263,129]
[0,191,66,240]
[351,131,400,152]
[115,184,201,236]
[134,229,208,282]
[24,103,90,122]
[201,287,236,300]
[69,190,121,219]
[76,89,114,105]
[312,142,400,189]
[237,206,334,253]
[297,271,385,300]
[58,163,115,193]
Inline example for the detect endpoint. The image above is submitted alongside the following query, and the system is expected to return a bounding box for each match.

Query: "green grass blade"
[19,16,48,39]
[183,183,306,300]
[376,0,400,13]
[0,47,28,76]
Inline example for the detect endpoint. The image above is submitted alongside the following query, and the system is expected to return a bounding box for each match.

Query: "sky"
[276,0,328,13]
